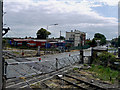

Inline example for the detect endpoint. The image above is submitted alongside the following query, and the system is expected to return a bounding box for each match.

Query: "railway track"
[56,74,107,90]
[3,51,18,58]
[3,51,56,78]
[4,51,109,89]
[6,66,73,89]
[3,51,33,59]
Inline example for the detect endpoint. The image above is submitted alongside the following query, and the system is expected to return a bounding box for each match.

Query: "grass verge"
[88,64,119,84]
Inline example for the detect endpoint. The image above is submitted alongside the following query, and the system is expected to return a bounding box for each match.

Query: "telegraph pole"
[0,0,3,89]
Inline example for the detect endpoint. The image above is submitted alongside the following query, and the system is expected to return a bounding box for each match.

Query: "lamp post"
[46,24,58,54]
[47,24,58,30]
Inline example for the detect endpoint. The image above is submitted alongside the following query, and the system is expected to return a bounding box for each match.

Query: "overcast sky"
[3,0,118,40]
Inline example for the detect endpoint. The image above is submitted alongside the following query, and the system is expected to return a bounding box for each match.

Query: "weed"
[83,64,88,66]
[88,65,119,83]
[73,67,79,71]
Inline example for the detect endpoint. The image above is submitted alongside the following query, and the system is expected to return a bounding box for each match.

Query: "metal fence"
[5,54,80,79]
[70,45,90,50]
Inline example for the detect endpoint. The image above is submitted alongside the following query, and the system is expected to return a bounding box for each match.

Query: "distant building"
[10,39,47,48]
[9,39,66,48]
[66,30,86,47]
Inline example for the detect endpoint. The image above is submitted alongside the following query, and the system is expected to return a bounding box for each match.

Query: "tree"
[111,38,118,47]
[91,39,97,47]
[36,28,51,39]
[59,36,65,40]
[98,52,116,67]
[86,39,93,46]
[25,36,27,39]
[94,33,106,45]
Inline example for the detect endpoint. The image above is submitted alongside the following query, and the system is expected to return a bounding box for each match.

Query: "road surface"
[5,51,80,79]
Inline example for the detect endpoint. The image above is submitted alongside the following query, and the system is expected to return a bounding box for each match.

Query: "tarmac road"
[5,51,80,79]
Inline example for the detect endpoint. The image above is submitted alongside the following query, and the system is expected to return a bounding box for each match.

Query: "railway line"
[42,74,107,90]
[3,51,56,78]
[3,51,82,89]
[3,51,18,58]
[3,51,80,78]
[3,51,31,62]
[3,51,117,89]
[58,74,107,90]
[6,66,73,89]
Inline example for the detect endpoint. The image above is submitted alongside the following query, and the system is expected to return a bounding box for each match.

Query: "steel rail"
[64,74,107,90]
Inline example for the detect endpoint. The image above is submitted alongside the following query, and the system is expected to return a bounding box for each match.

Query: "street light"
[47,23,58,31]
[46,23,58,54]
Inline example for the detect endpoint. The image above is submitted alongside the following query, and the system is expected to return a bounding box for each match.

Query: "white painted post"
[0,0,3,89]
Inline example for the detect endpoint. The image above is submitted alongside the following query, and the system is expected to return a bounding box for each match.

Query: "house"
[66,30,86,47]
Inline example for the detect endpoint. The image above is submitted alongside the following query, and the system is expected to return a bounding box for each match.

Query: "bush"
[73,67,79,71]
[91,64,95,68]
[89,65,118,83]
[97,52,116,67]
[83,64,88,66]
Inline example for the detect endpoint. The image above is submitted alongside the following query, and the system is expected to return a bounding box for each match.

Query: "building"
[10,39,47,48]
[9,39,66,48]
[10,39,32,46]
[66,30,86,47]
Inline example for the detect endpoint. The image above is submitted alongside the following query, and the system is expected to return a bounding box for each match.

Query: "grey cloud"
[3,1,118,39]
